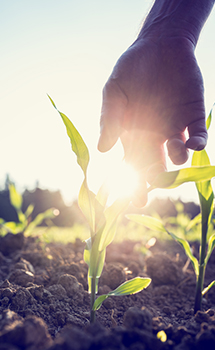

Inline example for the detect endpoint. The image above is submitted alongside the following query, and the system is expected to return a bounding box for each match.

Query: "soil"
[0,230,215,350]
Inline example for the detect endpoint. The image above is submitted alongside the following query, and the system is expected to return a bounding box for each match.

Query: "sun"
[105,161,139,203]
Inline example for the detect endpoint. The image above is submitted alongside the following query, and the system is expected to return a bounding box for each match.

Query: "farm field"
[1,200,215,350]
[1,106,215,349]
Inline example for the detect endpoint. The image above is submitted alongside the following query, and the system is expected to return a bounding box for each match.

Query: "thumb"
[185,118,208,151]
[98,80,127,152]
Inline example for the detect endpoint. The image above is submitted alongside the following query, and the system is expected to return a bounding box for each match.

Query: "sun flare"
[105,161,139,202]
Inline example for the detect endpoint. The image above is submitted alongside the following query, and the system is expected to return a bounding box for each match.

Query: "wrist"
[138,0,214,46]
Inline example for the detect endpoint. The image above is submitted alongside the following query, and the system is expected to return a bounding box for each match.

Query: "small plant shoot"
[128,108,215,313]
[48,95,151,323]
[0,183,57,236]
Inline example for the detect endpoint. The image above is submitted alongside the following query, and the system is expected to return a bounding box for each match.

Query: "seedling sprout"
[48,95,151,323]
[128,108,215,313]
[0,183,57,236]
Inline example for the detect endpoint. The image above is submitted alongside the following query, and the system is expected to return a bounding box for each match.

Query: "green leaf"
[186,213,202,232]
[192,150,211,192]
[78,179,96,232]
[202,280,215,296]
[17,209,26,225]
[149,166,215,191]
[83,237,91,267]
[175,213,190,229]
[206,108,212,131]
[48,95,89,175]
[96,249,106,282]
[108,277,151,296]
[167,231,199,277]
[48,96,96,232]
[126,214,166,233]
[96,183,109,209]
[175,201,184,213]
[78,177,105,234]
[9,184,23,210]
[205,233,215,265]
[47,94,57,108]
[24,204,35,219]
[87,237,106,293]
[1,221,25,234]
[93,277,151,310]
[127,214,200,278]
[84,196,124,293]
[93,249,106,293]
[84,227,106,293]
[90,184,110,233]
[94,184,109,232]
[192,150,214,228]
[24,208,56,235]
[93,294,108,310]
[98,198,129,251]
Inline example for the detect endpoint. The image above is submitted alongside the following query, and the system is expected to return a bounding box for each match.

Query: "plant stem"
[194,263,205,313]
[90,276,96,323]
[194,222,207,313]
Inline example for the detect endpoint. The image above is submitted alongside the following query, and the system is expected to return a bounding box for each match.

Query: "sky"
[1,0,215,207]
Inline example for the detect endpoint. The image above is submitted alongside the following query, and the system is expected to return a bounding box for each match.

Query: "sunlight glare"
[106,161,139,203]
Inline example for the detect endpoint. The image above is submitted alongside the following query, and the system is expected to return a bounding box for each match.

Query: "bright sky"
[1,0,215,206]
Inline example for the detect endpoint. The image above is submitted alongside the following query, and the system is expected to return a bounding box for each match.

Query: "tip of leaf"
[47,94,57,109]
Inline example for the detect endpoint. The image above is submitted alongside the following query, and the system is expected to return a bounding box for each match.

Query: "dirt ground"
[0,229,215,350]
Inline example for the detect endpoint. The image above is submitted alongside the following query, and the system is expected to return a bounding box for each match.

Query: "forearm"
[139,0,215,45]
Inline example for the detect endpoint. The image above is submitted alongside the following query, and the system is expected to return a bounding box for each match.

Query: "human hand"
[98,36,207,207]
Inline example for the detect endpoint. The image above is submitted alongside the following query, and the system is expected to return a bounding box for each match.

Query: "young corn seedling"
[128,109,215,313]
[162,201,202,241]
[48,95,151,323]
[0,183,57,236]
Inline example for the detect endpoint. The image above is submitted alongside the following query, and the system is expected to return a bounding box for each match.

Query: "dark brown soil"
[0,231,215,350]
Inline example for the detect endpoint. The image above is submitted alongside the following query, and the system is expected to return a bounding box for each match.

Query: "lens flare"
[106,161,139,202]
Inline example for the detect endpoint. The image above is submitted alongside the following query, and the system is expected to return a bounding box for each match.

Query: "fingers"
[132,163,167,208]
[167,135,189,165]
[185,118,208,151]
[98,80,127,152]
[120,130,166,207]
[132,173,148,208]
[167,118,208,166]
